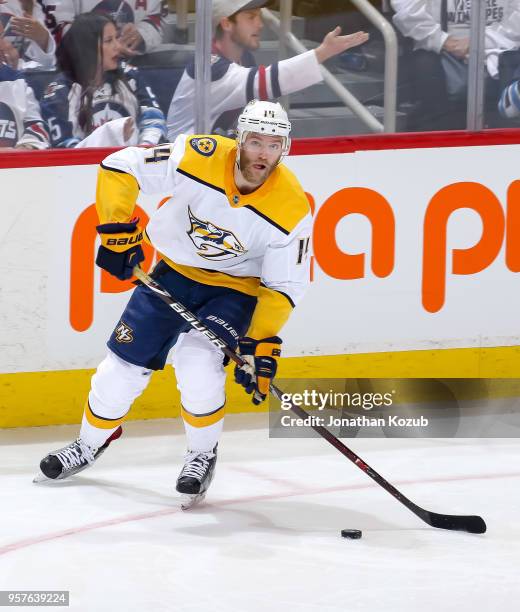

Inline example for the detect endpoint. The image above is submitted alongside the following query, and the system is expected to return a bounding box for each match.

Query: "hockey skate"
[176,446,217,510]
[33,427,122,483]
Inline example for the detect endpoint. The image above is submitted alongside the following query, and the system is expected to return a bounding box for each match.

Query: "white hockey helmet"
[236,99,292,162]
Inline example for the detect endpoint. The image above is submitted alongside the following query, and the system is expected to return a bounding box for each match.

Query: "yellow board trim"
[84,401,126,430]
[180,405,225,428]
[1,345,520,428]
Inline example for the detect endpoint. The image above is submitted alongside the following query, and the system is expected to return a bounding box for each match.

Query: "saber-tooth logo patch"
[187,206,247,261]
[115,321,134,343]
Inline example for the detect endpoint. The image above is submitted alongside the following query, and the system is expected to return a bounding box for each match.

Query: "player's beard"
[239,149,278,186]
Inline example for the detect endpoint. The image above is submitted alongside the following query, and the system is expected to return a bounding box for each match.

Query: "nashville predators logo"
[190,137,217,157]
[114,321,134,343]
[187,207,246,261]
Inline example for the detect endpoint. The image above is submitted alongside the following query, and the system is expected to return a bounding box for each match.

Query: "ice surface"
[0,414,518,612]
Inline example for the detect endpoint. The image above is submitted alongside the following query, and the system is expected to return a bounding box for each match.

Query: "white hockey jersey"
[37,0,165,51]
[97,135,312,338]
[167,50,323,141]
[0,65,49,148]
[391,0,520,76]
[0,0,56,70]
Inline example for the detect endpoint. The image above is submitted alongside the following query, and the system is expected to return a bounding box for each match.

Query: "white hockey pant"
[80,350,152,448]
[173,330,226,452]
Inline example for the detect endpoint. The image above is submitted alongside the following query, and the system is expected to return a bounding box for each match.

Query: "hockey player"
[166,0,369,140]
[36,99,312,507]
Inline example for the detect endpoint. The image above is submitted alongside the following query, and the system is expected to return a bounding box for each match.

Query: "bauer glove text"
[96,218,145,281]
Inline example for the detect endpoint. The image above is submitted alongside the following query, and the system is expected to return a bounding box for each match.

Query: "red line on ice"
[0,470,518,556]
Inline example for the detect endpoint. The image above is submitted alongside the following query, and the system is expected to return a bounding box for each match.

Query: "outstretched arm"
[314,26,369,63]
[210,27,369,114]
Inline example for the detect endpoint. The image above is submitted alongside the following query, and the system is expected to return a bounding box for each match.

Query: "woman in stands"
[0,0,56,70]
[40,12,166,148]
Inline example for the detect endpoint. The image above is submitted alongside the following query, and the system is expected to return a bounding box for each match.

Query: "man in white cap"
[167,0,368,139]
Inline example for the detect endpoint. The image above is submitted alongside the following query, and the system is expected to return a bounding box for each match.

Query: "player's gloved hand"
[234,336,282,404]
[96,218,144,280]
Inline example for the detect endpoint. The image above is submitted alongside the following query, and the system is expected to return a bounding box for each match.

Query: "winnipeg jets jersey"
[97,135,312,338]
[167,50,323,141]
[0,0,56,70]
[0,65,49,149]
[40,64,166,147]
[499,63,520,118]
[37,0,166,51]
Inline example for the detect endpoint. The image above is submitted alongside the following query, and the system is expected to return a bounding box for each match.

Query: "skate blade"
[180,492,207,510]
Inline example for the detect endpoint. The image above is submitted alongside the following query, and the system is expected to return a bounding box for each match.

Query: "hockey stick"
[133,265,486,534]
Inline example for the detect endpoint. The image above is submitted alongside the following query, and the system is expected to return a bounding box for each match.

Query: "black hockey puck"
[341,529,362,539]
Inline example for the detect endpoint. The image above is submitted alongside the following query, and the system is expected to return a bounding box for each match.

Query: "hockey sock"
[79,402,126,449]
[181,405,224,452]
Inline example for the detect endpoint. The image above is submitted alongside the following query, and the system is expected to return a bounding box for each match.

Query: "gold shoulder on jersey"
[244,164,311,235]
[178,135,235,191]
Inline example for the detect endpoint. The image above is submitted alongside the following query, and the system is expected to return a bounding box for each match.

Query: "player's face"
[239,133,283,185]
[231,9,263,50]
[101,23,120,72]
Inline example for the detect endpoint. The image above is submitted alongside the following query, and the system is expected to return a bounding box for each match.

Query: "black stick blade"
[425,511,487,534]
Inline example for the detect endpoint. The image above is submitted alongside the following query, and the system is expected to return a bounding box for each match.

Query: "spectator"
[391,0,520,130]
[37,0,166,55]
[167,0,369,140]
[40,13,166,148]
[0,0,56,69]
[0,47,50,149]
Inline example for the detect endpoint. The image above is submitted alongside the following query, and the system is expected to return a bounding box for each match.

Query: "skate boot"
[34,426,122,483]
[176,445,217,509]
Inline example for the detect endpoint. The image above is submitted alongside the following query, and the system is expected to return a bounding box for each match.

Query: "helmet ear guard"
[236,100,292,167]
